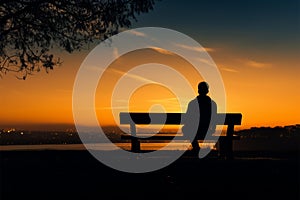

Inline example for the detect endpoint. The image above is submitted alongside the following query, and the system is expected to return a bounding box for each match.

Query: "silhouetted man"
[182,81,217,155]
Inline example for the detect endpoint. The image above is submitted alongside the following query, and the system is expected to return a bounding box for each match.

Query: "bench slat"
[119,112,242,125]
[121,134,240,141]
[119,112,242,159]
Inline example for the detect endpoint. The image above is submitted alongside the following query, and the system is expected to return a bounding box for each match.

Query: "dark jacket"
[182,95,217,140]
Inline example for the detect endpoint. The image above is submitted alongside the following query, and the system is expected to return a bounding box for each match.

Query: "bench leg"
[225,138,233,160]
[221,124,235,160]
[218,137,233,160]
[131,137,140,152]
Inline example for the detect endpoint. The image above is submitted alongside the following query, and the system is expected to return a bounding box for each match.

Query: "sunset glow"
[1,1,299,199]
[1,1,299,130]
[1,45,299,130]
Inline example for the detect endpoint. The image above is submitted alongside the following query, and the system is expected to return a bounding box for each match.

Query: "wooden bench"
[120,112,242,159]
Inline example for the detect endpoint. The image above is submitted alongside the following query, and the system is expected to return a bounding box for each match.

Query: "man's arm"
[182,99,199,137]
[210,100,217,133]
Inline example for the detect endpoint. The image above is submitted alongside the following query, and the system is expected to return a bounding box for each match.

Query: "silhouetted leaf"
[0,0,157,79]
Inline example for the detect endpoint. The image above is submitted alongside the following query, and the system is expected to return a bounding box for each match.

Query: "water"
[0,142,216,151]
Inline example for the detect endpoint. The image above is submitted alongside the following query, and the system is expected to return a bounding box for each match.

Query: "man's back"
[196,95,217,139]
[183,95,217,139]
[182,81,217,153]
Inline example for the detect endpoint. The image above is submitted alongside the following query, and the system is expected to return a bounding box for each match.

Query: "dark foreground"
[1,150,299,200]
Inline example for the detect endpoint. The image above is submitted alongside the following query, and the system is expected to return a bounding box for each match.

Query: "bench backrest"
[119,112,242,126]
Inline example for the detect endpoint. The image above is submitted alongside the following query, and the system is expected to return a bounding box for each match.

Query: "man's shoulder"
[189,96,217,105]
[187,98,199,109]
[188,98,198,105]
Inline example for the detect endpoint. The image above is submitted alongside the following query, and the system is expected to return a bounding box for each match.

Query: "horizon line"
[0,122,299,131]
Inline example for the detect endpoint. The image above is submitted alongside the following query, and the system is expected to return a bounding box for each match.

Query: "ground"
[1,150,299,200]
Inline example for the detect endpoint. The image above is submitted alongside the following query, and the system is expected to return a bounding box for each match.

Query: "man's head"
[198,81,209,95]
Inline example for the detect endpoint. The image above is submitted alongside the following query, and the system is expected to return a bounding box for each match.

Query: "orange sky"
[1,43,299,130]
[1,1,300,131]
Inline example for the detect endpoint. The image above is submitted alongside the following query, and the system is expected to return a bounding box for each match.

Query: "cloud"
[86,65,105,72]
[147,97,191,106]
[113,47,119,59]
[96,106,135,110]
[221,67,239,73]
[196,58,216,67]
[202,47,215,52]
[114,99,130,103]
[244,59,272,68]
[174,43,215,53]
[149,46,174,55]
[127,29,147,37]
[148,97,179,103]
[109,68,158,84]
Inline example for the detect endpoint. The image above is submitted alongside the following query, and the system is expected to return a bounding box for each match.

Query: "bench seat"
[119,112,242,159]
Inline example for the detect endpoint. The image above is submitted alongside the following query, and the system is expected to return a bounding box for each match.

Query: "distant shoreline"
[0,123,299,132]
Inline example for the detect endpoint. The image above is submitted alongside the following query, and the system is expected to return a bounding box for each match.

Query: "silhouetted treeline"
[1,125,299,146]
[0,130,81,145]
[234,125,300,152]
[235,124,300,139]
[0,126,124,145]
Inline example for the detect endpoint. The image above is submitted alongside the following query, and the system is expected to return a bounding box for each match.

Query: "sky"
[1,0,299,130]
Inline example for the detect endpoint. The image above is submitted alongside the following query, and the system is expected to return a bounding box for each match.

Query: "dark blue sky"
[128,0,300,128]
[132,0,300,59]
